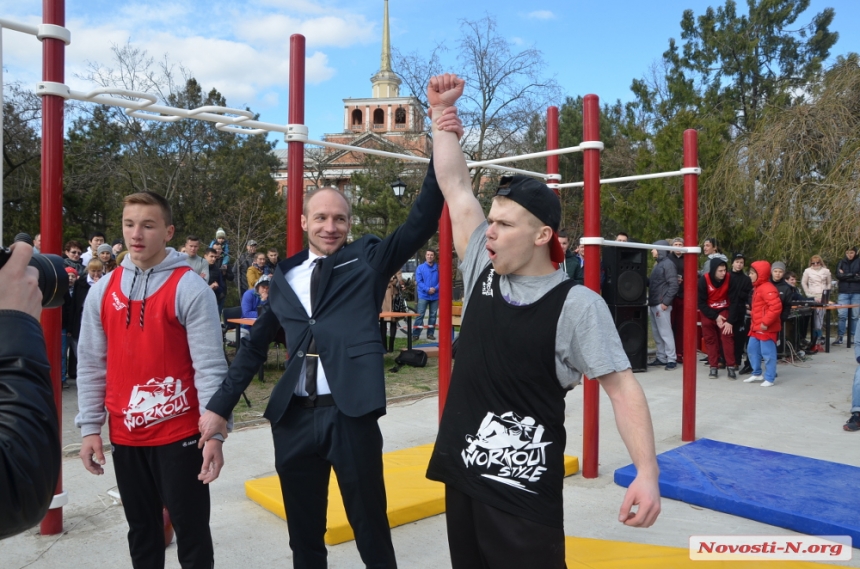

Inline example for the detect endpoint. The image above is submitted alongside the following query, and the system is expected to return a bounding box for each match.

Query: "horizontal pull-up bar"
[558,167,701,188]
[579,237,702,254]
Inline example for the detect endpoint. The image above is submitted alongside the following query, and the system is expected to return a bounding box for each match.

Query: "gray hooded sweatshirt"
[75,249,228,438]
[648,240,679,307]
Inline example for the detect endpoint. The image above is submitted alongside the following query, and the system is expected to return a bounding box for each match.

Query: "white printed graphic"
[461,411,551,494]
[122,376,191,431]
[482,269,495,297]
[111,291,127,311]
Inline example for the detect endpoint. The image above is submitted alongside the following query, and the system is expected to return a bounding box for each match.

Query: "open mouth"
[486,244,496,260]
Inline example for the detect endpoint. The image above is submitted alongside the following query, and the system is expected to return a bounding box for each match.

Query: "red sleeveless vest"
[101,266,200,446]
[705,272,730,311]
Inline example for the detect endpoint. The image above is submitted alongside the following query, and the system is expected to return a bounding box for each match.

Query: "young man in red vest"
[425,74,661,569]
[76,191,228,568]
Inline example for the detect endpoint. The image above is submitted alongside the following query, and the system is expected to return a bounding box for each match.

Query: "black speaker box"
[610,304,648,372]
[602,246,648,306]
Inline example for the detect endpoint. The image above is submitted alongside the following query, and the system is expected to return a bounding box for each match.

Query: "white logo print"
[122,376,191,431]
[481,269,495,297]
[461,410,552,493]
[111,291,127,311]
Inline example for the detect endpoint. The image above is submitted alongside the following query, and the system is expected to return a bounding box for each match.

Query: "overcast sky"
[2,0,858,145]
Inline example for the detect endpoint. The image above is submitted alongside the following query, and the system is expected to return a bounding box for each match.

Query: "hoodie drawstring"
[125,266,152,329]
[126,267,140,328]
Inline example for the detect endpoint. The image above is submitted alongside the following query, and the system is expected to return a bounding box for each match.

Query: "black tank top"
[427,265,575,527]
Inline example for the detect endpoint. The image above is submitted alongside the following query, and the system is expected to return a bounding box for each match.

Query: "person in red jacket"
[744,260,783,387]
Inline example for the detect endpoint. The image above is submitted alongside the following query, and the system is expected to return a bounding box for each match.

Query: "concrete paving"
[3,344,859,568]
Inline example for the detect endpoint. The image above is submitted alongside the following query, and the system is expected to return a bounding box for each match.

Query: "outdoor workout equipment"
[4,6,701,532]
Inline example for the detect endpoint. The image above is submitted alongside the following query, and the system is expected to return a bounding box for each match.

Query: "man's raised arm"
[428,74,485,260]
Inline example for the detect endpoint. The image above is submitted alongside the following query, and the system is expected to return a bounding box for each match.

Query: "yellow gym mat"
[246,442,579,545]
[564,536,839,568]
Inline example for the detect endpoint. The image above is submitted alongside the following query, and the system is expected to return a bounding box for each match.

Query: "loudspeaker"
[602,246,648,306]
[610,305,648,372]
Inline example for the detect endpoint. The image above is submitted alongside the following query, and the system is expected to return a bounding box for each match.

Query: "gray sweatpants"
[649,304,677,363]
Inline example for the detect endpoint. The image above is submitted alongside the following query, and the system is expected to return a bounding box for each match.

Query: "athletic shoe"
[844,412,860,432]
[665,362,677,371]
[726,367,737,380]
[744,375,764,383]
[708,367,718,378]
[833,336,843,345]
[739,363,753,375]
[761,380,774,387]
[648,359,668,367]
[700,355,709,362]
[412,336,420,342]
[427,335,436,341]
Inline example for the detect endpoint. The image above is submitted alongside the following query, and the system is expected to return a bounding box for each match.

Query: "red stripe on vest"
[705,272,730,311]
[101,266,200,446]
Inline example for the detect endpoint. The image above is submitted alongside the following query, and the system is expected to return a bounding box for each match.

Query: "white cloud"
[527,10,556,20]
[236,14,376,49]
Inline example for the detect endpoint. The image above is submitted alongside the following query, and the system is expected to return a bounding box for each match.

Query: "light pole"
[390,178,406,203]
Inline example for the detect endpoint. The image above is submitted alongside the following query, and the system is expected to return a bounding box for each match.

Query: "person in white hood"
[75,191,228,568]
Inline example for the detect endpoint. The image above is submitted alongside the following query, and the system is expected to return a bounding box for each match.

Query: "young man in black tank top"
[426,73,661,569]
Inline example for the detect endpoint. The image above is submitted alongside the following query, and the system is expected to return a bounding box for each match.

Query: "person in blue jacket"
[414,249,440,341]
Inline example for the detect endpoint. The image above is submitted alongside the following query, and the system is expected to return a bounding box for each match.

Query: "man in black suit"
[199,96,460,567]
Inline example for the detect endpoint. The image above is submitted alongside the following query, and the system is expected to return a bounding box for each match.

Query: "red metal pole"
[546,106,559,196]
[437,205,453,421]
[40,0,66,536]
[682,129,699,442]
[286,34,306,256]
[582,95,601,478]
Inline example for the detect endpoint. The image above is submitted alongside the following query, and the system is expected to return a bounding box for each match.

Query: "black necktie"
[305,258,324,400]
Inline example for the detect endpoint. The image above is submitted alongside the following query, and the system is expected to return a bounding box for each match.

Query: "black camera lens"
[30,252,68,308]
[0,234,67,308]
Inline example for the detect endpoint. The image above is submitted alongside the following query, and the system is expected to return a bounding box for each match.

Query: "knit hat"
[772,261,786,272]
[216,228,227,238]
[97,244,113,256]
[65,267,78,275]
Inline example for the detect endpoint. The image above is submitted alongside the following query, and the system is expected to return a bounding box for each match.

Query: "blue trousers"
[748,337,777,382]
[852,365,860,413]
[837,293,860,336]
[413,298,438,338]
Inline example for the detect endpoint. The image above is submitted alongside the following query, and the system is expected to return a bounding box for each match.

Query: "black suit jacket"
[207,159,443,423]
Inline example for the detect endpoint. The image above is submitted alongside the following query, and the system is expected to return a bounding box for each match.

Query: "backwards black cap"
[494,175,565,263]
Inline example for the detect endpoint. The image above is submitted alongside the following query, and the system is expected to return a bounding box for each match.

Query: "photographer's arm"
[0,243,61,539]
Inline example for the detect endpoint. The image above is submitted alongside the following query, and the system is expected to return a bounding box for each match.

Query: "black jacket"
[561,251,583,286]
[207,159,445,422]
[698,260,745,323]
[836,254,860,294]
[772,278,796,321]
[728,269,753,325]
[68,278,93,340]
[0,310,61,539]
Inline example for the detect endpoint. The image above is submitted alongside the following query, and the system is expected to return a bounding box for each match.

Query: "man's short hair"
[268,247,279,254]
[123,192,173,227]
[204,248,218,256]
[558,230,569,239]
[64,239,82,252]
[88,230,107,241]
[616,232,629,240]
[186,235,200,244]
[303,187,352,218]
[785,271,797,280]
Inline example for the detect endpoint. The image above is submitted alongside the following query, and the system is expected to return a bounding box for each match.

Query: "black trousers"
[112,434,213,569]
[445,485,566,569]
[379,320,397,352]
[272,404,396,569]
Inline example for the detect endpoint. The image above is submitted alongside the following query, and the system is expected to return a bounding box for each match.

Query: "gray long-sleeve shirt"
[75,249,228,438]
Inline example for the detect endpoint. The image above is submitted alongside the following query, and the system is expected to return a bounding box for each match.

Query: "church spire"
[380,0,392,72]
[371,0,401,98]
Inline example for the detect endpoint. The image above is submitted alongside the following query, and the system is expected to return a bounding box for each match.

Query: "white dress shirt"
[285,252,332,396]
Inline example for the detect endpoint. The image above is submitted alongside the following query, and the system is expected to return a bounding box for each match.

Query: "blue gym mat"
[614,438,860,546]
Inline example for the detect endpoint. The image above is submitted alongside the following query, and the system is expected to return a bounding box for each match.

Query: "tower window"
[351,109,363,126]
[373,108,385,126]
[395,107,406,125]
